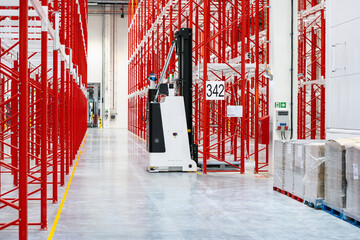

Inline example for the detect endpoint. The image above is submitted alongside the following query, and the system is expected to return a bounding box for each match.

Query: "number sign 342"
[206,81,225,100]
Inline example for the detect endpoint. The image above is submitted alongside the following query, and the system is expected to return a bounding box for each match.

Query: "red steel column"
[320,9,326,139]
[66,0,71,174]
[52,0,59,203]
[66,68,70,173]
[302,20,307,139]
[71,73,74,162]
[310,28,317,139]
[203,0,210,174]
[254,0,260,173]
[240,0,247,173]
[19,0,29,238]
[60,0,66,186]
[70,0,74,165]
[41,0,48,230]
[230,4,235,156]
[217,0,222,160]
[0,42,3,165]
[178,0,181,29]
[36,74,41,161]
[11,61,18,186]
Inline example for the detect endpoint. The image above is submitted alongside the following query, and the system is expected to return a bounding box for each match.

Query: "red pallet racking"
[128,0,270,174]
[297,0,326,139]
[0,0,88,239]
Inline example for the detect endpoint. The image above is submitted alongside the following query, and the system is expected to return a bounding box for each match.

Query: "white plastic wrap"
[284,141,294,194]
[292,140,321,199]
[293,142,306,199]
[273,140,285,190]
[304,143,326,201]
[324,139,358,209]
[345,143,360,220]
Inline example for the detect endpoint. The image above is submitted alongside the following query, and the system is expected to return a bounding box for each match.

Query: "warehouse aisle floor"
[6,128,360,240]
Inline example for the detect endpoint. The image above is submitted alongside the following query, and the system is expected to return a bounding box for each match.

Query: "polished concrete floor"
[2,128,360,239]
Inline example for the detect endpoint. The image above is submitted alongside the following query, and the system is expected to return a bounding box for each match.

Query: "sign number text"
[206,81,225,100]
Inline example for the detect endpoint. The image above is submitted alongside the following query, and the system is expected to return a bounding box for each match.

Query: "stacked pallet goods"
[274,140,324,200]
[274,137,360,226]
[274,140,285,190]
[345,144,360,221]
[304,143,326,205]
[324,139,358,210]
[284,141,294,194]
[293,140,322,200]
[293,142,306,199]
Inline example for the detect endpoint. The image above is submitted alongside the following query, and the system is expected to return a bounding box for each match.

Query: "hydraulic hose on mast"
[153,39,177,102]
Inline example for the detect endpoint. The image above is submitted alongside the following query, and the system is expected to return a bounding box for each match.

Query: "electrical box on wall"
[276,110,289,131]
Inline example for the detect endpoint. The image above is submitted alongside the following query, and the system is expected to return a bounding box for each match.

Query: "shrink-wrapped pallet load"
[273,140,285,190]
[345,144,360,220]
[284,141,294,194]
[304,142,326,201]
[324,139,357,209]
[293,142,306,199]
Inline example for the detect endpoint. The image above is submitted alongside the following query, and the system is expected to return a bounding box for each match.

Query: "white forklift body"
[148,95,197,172]
[146,28,197,173]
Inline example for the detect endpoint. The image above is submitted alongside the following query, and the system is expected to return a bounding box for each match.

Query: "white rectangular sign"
[206,81,225,100]
[227,105,243,118]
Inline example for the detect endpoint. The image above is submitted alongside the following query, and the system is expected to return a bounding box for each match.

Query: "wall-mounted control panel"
[276,110,289,131]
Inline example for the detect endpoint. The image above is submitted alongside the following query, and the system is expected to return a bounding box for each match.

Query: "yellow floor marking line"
[82,131,88,148]
[129,131,146,142]
[48,132,87,240]
[196,171,202,175]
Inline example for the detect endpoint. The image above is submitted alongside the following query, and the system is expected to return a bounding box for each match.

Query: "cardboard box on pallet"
[274,140,311,196]
[294,142,306,199]
[304,142,326,201]
[324,139,358,209]
[345,143,360,220]
[293,140,320,199]
[274,140,285,190]
[284,141,294,194]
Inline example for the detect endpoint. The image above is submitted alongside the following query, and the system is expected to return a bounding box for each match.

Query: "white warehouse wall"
[88,6,128,129]
[269,0,298,173]
[88,14,103,84]
[269,0,298,140]
[326,0,360,139]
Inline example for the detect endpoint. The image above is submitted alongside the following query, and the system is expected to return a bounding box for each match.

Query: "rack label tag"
[206,81,225,100]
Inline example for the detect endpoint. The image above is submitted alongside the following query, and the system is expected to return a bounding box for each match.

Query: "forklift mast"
[175,28,193,153]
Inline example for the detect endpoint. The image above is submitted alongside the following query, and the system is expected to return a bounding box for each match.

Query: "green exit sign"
[275,102,286,108]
